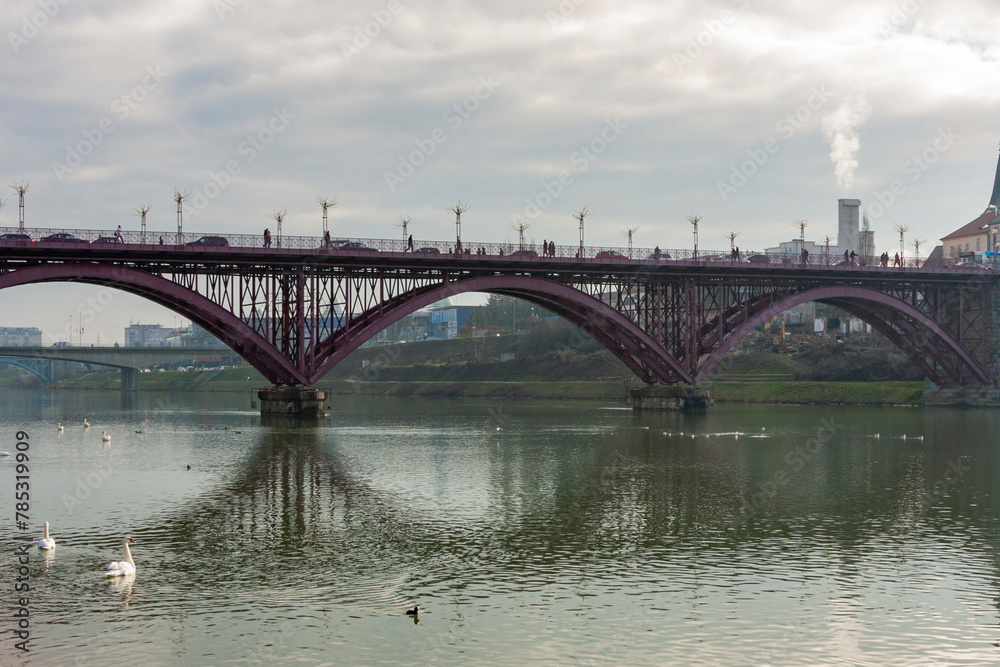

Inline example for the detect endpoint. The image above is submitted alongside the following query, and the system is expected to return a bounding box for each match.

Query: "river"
[1,390,998,665]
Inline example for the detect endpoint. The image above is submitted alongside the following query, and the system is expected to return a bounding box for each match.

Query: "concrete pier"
[631,385,711,411]
[257,385,327,418]
[923,383,1000,408]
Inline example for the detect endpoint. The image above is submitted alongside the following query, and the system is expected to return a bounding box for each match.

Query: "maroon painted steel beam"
[0,263,306,385]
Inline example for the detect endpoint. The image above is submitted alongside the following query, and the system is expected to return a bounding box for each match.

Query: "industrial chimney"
[838,198,861,254]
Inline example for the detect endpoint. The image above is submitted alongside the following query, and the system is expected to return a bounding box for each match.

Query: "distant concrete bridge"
[0,346,238,390]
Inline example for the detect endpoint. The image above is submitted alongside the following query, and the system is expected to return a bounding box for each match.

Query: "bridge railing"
[2,226,997,273]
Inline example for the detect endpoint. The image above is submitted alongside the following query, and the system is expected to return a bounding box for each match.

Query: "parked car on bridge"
[91,236,118,244]
[510,249,539,259]
[333,242,378,253]
[41,232,89,244]
[748,254,771,264]
[186,236,229,247]
[0,232,33,242]
[415,246,440,254]
[595,250,627,259]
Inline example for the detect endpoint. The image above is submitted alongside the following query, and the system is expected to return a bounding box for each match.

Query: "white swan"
[38,521,56,550]
[57,422,64,432]
[83,418,90,428]
[102,431,111,442]
[106,537,136,577]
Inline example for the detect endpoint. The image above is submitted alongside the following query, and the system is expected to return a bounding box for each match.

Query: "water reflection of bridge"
[138,407,1000,601]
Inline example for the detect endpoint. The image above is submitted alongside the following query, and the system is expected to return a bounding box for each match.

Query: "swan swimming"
[106,537,136,577]
[101,431,111,442]
[38,521,55,550]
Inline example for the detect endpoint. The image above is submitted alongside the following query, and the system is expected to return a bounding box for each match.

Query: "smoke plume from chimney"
[821,95,872,189]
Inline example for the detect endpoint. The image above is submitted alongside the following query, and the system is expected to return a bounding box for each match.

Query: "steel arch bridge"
[0,238,997,388]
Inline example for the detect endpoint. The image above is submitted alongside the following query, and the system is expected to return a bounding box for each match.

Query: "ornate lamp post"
[134,204,150,244]
[512,221,529,251]
[318,196,336,236]
[11,181,28,231]
[448,201,469,250]
[272,210,285,248]
[622,226,638,258]
[894,224,909,268]
[174,190,189,244]
[575,207,589,258]
[687,214,700,259]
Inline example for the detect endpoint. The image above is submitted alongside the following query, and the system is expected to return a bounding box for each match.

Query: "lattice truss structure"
[0,250,995,387]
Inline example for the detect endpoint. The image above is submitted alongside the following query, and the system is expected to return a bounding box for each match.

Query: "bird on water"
[405,606,420,616]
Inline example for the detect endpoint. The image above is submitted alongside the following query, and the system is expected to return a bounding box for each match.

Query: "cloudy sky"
[2,0,1000,345]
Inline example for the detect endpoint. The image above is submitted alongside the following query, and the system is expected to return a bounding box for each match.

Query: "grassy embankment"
[0,327,925,405]
[0,365,924,405]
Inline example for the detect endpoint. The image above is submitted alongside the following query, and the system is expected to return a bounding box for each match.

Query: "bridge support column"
[631,384,711,412]
[120,367,139,393]
[257,385,326,419]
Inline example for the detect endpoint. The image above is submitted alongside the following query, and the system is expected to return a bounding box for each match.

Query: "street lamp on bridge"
[727,230,741,252]
[11,181,28,231]
[174,190,189,244]
[317,196,336,236]
[133,204,150,244]
[687,214,700,259]
[912,238,924,267]
[397,215,416,245]
[512,220,530,251]
[575,207,590,258]
[448,201,469,250]
[622,225,639,258]
[796,219,807,253]
[894,224,910,267]
[271,210,286,248]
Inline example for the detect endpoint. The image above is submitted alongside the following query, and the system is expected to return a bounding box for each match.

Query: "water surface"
[1,390,998,665]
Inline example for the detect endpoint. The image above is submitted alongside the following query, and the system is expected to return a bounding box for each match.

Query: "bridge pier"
[120,367,139,392]
[631,384,711,412]
[257,385,327,419]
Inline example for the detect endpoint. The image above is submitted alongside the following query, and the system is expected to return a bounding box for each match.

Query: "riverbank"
[0,367,924,406]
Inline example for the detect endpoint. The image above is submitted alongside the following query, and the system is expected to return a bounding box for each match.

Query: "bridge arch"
[0,358,50,382]
[0,265,988,388]
[696,285,990,384]
[311,274,694,385]
[0,264,306,385]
